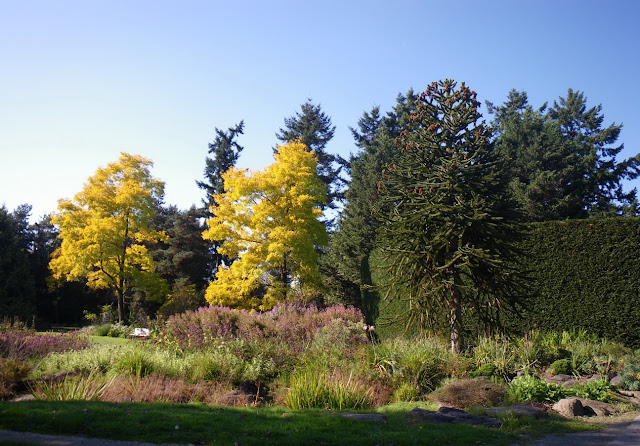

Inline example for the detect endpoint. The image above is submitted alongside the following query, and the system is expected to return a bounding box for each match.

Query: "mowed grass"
[0,400,599,446]
[88,335,134,346]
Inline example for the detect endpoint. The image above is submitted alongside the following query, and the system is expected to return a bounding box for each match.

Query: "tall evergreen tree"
[548,89,639,216]
[197,121,245,211]
[276,100,346,212]
[196,121,245,277]
[0,206,36,319]
[488,91,581,221]
[152,205,211,292]
[376,80,524,353]
[323,90,418,309]
[489,89,640,220]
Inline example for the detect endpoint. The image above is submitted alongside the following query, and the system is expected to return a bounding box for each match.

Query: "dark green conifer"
[377,80,524,353]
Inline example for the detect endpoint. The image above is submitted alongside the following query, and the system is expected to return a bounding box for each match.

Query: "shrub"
[0,358,31,399]
[156,304,368,369]
[470,363,498,378]
[430,378,505,409]
[92,324,112,337]
[549,359,573,375]
[472,336,518,379]
[506,374,566,404]
[619,359,640,391]
[100,374,226,404]
[0,330,90,360]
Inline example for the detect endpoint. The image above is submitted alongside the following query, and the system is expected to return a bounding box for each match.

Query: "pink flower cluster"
[156,304,369,364]
[0,330,91,360]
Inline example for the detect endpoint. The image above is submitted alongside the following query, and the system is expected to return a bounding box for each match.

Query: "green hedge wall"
[366,217,640,348]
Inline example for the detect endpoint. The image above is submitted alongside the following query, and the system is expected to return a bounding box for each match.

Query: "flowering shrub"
[0,330,91,360]
[155,304,369,366]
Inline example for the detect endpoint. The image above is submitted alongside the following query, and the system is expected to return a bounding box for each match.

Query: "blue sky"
[1,0,639,221]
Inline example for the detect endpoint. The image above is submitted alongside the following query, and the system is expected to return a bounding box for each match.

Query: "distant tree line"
[1,84,637,340]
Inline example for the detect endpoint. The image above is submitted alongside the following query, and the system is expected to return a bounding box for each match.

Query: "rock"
[587,374,605,382]
[546,374,574,384]
[483,403,547,419]
[552,397,620,417]
[610,375,623,386]
[620,390,640,398]
[577,398,620,416]
[408,406,502,428]
[552,398,584,417]
[340,413,388,421]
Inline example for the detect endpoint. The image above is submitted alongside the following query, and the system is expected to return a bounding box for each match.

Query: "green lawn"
[0,400,597,446]
[88,336,133,346]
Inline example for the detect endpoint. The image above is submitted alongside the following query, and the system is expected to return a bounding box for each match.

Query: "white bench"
[130,328,150,338]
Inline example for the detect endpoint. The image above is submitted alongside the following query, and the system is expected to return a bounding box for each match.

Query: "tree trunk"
[116,290,124,323]
[449,285,463,354]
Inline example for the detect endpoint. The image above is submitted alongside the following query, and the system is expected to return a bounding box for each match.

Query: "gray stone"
[546,374,574,384]
[408,406,502,428]
[577,398,620,416]
[610,374,623,386]
[483,403,547,419]
[340,413,388,421]
[620,390,640,398]
[552,397,620,417]
[552,398,584,417]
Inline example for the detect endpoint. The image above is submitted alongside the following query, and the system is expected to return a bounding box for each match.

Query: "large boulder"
[552,397,584,417]
[408,406,502,428]
[552,397,620,417]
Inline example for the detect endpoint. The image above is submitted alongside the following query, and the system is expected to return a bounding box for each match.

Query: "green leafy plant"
[569,378,615,402]
[506,374,566,404]
[470,363,498,378]
[29,370,113,401]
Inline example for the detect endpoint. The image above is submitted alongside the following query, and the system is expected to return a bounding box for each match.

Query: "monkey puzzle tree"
[50,153,167,322]
[203,141,327,310]
[376,80,524,353]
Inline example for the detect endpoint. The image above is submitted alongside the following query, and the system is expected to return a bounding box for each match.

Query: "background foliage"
[370,216,640,348]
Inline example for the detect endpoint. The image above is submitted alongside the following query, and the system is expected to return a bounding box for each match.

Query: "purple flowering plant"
[155,304,369,367]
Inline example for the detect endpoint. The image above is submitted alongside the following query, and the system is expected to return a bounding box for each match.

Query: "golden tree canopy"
[203,141,328,310]
[50,152,167,321]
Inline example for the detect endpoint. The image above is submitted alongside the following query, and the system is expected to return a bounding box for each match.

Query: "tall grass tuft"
[29,370,113,401]
[285,366,373,410]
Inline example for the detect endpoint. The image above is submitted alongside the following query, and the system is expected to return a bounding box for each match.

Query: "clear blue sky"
[2,0,639,221]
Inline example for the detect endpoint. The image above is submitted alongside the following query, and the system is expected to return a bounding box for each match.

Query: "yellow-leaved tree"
[203,141,328,310]
[50,153,167,322]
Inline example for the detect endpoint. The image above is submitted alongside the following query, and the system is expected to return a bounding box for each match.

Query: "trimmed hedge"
[366,217,640,348]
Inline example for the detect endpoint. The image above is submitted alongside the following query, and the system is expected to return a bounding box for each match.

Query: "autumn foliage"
[203,141,328,310]
[49,153,167,322]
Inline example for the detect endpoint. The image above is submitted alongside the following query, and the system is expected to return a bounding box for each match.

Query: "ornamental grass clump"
[368,337,453,401]
[29,370,113,401]
[285,366,373,410]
